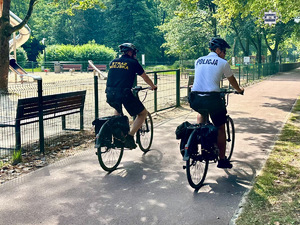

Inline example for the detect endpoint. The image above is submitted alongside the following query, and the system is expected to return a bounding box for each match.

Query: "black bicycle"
[181,90,239,189]
[93,86,154,172]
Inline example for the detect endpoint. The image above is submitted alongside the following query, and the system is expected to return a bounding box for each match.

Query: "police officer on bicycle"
[106,43,157,149]
[189,37,244,168]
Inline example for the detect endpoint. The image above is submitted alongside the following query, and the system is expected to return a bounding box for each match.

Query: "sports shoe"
[124,134,137,150]
[217,157,233,169]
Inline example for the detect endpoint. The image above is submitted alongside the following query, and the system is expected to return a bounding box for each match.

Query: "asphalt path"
[0,69,299,225]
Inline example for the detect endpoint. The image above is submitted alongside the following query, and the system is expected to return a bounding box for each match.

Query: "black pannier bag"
[108,115,130,141]
[198,123,218,150]
[92,117,111,136]
[92,116,112,147]
[92,116,129,148]
[175,121,196,156]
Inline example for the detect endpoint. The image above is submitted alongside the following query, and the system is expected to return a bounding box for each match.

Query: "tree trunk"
[257,33,262,64]
[0,11,10,93]
[0,35,9,92]
[0,0,36,92]
[271,50,277,63]
[245,38,249,56]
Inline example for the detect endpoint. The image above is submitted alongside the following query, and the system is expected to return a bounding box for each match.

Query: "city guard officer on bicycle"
[105,43,157,149]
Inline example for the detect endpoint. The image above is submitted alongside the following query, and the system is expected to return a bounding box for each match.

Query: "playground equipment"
[88,60,107,80]
[8,11,39,82]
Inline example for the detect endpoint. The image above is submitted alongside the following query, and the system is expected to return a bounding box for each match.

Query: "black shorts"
[106,88,145,116]
[188,92,227,127]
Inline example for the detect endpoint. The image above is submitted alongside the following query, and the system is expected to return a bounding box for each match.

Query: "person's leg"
[197,114,202,123]
[129,108,148,136]
[114,109,121,116]
[209,97,232,168]
[123,93,146,149]
[216,123,232,168]
[217,124,226,159]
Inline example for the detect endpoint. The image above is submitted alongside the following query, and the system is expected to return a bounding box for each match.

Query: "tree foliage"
[0,0,104,91]
[214,0,300,62]
[158,0,217,59]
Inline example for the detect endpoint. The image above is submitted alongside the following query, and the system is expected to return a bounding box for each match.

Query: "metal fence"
[234,63,280,85]
[0,61,292,160]
[0,69,181,160]
[0,78,97,159]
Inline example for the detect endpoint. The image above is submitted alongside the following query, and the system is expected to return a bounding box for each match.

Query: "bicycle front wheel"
[136,112,153,152]
[97,122,124,172]
[225,116,235,161]
[186,154,209,189]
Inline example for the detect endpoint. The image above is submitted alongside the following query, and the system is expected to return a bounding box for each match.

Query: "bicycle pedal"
[183,166,186,169]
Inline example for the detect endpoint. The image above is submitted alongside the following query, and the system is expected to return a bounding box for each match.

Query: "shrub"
[37,41,117,63]
[16,47,28,67]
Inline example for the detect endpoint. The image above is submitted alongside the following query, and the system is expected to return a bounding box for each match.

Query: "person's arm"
[227,75,244,93]
[140,72,157,90]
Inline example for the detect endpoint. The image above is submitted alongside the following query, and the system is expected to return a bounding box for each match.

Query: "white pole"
[142,54,145,65]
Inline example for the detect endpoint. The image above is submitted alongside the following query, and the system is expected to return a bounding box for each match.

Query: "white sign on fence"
[244,56,250,65]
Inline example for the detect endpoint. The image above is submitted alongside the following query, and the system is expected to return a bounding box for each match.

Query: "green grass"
[24,68,42,72]
[11,149,22,166]
[236,97,300,225]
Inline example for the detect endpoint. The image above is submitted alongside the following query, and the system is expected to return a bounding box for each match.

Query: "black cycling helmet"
[119,43,138,54]
[209,37,231,51]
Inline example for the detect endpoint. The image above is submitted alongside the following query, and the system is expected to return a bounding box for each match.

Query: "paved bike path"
[0,69,299,225]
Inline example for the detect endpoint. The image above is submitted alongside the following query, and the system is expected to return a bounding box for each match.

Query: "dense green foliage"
[37,42,116,62]
[16,47,28,66]
[9,0,300,63]
[17,0,166,62]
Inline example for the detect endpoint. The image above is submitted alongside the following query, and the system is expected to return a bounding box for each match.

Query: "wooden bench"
[87,64,107,72]
[62,64,82,72]
[181,75,194,96]
[0,90,86,150]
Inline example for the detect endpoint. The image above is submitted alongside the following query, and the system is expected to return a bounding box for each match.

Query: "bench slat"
[16,91,86,122]
[87,65,106,71]
[61,64,82,72]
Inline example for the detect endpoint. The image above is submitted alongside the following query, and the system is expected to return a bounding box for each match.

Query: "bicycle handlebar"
[220,89,244,95]
[132,86,150,91]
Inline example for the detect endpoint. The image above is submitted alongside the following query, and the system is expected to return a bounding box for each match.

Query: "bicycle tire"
[136,112,153,152]
[185,131,209,189]
[225,116,235,161]
[97,121,124,172]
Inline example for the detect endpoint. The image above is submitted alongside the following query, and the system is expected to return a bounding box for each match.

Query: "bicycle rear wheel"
[136,112,153,152]
[185,132,209,189]
[97,122,124,172]
[186,154,209,189]
[225,116,235,161]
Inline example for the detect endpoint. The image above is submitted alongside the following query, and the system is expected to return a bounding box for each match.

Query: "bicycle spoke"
[137,112,153,152]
